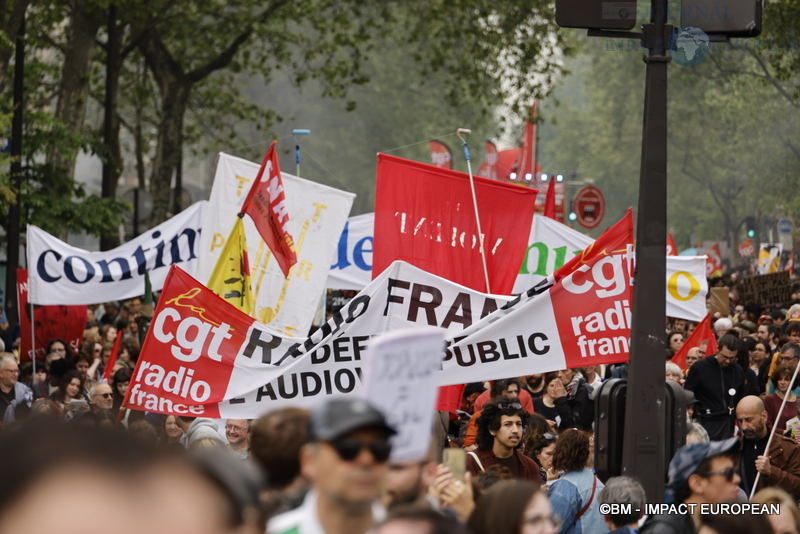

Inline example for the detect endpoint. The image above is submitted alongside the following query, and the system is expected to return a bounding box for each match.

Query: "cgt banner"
[439,210,634,385]
[27,201,207,305]
[329,212,708,322]
[123,261,512,418]
[197,153,354,337]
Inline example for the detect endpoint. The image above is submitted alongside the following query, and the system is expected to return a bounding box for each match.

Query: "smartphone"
[70,399,88,407]
[442,448,466,482]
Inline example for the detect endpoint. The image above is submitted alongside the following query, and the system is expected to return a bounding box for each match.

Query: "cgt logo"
[152,291,234,363]
[562,252,631,298]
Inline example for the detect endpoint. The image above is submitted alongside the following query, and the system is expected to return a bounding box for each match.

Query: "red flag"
[429,140,453,169]
[16,269,86,363]
[102,331,123,383]
[667,234,678,256]
[240,141,297,277]
[738,238,755,258]
[786,252,794,272]
[374,154,538,294]
[671,314,717,371]
[517,101,538,179]
[706,243,723,277]
[544,177,557,219]
[477,141,499,179]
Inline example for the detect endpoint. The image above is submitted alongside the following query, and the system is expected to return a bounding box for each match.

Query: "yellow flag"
[207,217,255,316]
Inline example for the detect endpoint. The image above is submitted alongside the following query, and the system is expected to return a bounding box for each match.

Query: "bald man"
[735,395,800,499]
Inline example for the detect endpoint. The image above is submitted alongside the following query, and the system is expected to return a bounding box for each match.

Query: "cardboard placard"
[708,287,730,317]
[740,271,792,307]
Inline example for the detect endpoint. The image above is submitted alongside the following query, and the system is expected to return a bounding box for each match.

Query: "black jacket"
[683,356,745,420]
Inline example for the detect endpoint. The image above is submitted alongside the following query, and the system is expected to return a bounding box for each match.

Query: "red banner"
[477,141,499,179]
[240,140,297,277]
[671,314,717,371]
[17,269,86,362]
[544,177,557,219]
[667,234,678,256]
[122,267,257,418]
[429,140,453,169]
[374,154,538,294]
[739,238,755,258]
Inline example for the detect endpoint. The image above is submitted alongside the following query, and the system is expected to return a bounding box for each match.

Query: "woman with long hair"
[467,480,558,534]
[547,429,607,534]
[533,374,575,430]
[764,364,800,436]
[52,370,85,411]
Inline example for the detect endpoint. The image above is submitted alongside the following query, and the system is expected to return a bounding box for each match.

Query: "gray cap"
[668,437,740,493]
[308,398,396,442]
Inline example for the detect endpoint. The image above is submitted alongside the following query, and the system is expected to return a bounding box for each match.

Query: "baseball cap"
[308,398,396,442]
[668,437,740,493]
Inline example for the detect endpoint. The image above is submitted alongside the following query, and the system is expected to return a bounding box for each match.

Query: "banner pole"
[749,359,800,499]
[30,303,36,380]
[292,129,310,177]
[457,128,491,294]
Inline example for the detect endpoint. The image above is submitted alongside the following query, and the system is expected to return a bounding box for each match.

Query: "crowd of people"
[3,288,800,534]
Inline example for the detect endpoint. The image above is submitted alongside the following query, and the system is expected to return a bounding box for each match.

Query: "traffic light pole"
[621,0,672,502]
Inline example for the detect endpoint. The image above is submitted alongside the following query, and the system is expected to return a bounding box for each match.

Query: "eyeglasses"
[523,513,561,530]
[225,425,247,433]
[94,392,113,399]
[699,467,737,482]
[328,436,392,463]
[497,402,523,410]
[1,369,19,374]
[778,356,798,363]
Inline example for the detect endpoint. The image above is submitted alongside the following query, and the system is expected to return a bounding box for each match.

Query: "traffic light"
[745,216,756,239]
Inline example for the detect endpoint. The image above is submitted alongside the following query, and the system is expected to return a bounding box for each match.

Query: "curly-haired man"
[465,395,539,481]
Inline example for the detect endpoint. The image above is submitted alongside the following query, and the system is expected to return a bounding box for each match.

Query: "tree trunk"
[148,81,190,225]
[0,0,30,94]
[46,0,101,185]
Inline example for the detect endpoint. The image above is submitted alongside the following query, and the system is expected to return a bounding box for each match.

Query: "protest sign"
[17,269,86,362]
[740,272,792,306]
[361,328,445,462]
[27,201,207,305]
[758,243,783,274]
[439,210,634,385]
[373,154,537,294]
[197,153,354,337]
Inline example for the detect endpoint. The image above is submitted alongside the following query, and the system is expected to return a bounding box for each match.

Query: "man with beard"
[466,396,539,481]
[520,374,545,399]
[735,395,800,499]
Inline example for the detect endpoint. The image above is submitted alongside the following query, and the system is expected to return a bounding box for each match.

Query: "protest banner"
[439,210,634,385]
[740,271,792,306]
[123,261,512,418]
[373,154,538,295]
[758,243,783,274]
[361,328,445,462]
[27,201,207,305]
[330,212,707,321]
[197,153,354,337]
[672,314,717,371]
[17,269,86,362]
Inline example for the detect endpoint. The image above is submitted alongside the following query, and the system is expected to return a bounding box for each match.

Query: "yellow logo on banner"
[668,271,701,302]
[207,217,255,316]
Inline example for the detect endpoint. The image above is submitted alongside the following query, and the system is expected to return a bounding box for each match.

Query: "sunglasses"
[700,467,737,481]
[329,437,392,463]
[94,393,113,399]
[497,402,523,410]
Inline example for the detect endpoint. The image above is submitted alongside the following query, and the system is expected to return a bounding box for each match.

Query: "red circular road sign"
[573,186,605,229]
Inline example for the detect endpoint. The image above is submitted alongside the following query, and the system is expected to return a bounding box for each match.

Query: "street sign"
[778,219,793,235]
[573,185,605,229]
[556,0,637,30]
[680,0,762,37]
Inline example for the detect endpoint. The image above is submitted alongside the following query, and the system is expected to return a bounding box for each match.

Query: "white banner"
[197,153,354,337]
[215,261,511,418]
[27,201,208,305]
[327,213,708,322]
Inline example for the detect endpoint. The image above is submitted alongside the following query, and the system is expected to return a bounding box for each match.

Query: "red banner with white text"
[373,154,538,295]
[17,269,86,363]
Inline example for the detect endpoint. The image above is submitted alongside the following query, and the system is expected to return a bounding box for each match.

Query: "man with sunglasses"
[735,395,800,500]
[268,398,396,534]
[466,396,539,481]
[640,438,741,534]
[90,383,114,411]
